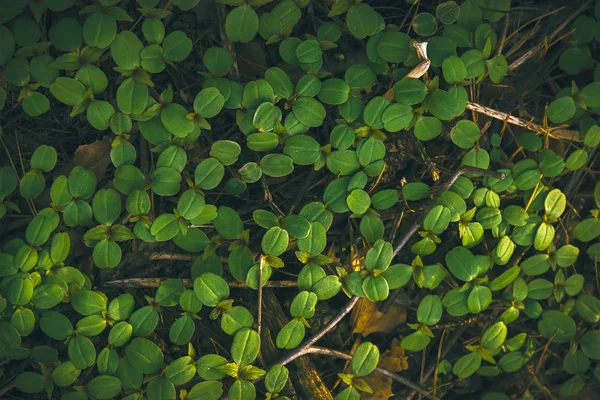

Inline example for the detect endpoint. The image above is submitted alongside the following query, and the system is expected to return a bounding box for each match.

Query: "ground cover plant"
[1,0,600,399]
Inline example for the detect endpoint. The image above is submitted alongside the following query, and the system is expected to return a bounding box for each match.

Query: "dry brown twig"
[466,102,581,142]
[103,277,297,289]
[507,1,593,72]
[305,347,440,400]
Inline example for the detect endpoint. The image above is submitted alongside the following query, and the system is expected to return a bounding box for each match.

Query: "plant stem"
[306,347,441,400]
[405,325,468,400]
[253,296,361,386]
[466,102,580,142]
[257,256,264,337]
[508,0,593,72]
[103,278,297,289]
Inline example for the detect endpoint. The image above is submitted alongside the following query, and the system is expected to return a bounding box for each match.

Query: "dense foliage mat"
[1,0,600,399]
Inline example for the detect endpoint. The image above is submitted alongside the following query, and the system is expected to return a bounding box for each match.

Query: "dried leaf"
[72,136,111,181]
[352,298,406,336]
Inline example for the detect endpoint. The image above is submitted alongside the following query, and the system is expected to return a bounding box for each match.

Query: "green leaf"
[417,295,443,325]
[111,31,143,70]
[352,342,379,377]
[261,154,294,177]
[482,322,507,349]
[347,189,371,214]
[163,31,192,62]
[40,311,73,340]
[381,264,413,289]
[566,149,588,171]
[93,239,122,269]
[423,205,451,234]
[437,2,460,24]
[468,285,492,313]
[232,328,260,366]
[86,101,115,130]
[293,97,326,127]
[452,352,481,378]
[488,265,520,291]
[5,57,29,87]
[16,372,45,394]
[581,331,600,360]
[83,13,117,48]
[204,47,233,77]
[194,88,225,118]
[188,381,223,400]
[30,55,59,87]
[576,295,600,323]
[169,316,195,345]
[221,306,254,336]
[451,120,480,149]
[262,227,289,256]
[194,272,230,307]
[298,221,327,255]
[50,77,85,106]
[521,254,550,276]
[327,150,360,176]
[312,275,342,300]
[538,311,576,343]
[318,78,350,105]
[161,103,194,137]
[210,140,241,166]
[72,289,106,316]
[412,12,438,36]
[546,96,576,124]
[253,102,282,132]
[108,321,133,347]
[364,240,393,272]
[276,319,306,349]
[499,351,525,373]
[414,116,442,141]
[382,103,413,132]
[226,5,259,43]
[214,206,244,239]
[0,25,15,65]
[265,67,294,98]
[362,275,389,302]
[117,79,148,116]
[445,246,478,281]
[283,135,320,165]
[429,90,456,121]
[126,337,164,374]
[68,335,96,369]
[195,158,225,190]
[52,361,81,387]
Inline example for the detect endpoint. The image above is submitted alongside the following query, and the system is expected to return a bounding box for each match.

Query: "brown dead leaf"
[352,298,407,337]
[72,136,112,182]
[362,339,409,400]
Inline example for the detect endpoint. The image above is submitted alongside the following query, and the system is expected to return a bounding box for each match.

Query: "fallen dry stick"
[103,277,297,289]
[466,102,581,142]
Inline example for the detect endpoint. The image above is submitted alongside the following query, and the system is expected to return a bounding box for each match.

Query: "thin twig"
[466,102,581,142]
[433,328,446,396]
[521,329,558,396]
[148,252,198,261]
[508,0,593,71]
[103,278,297,289]
[406,326,468,400]
[265,296,361,370]
[392,166,506,258]
[257,255,264,337]
[306,347,441,400]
